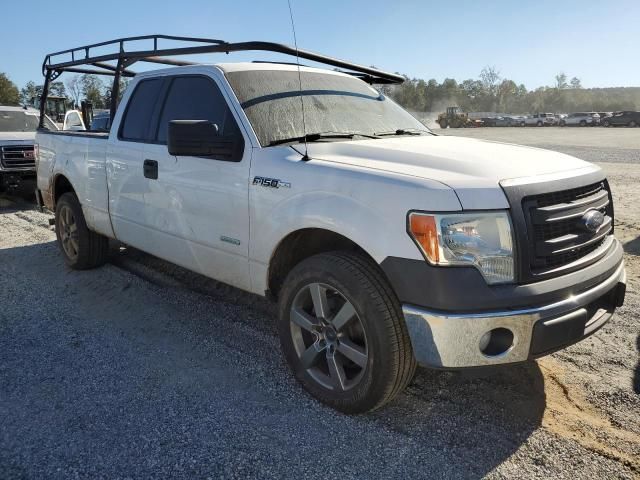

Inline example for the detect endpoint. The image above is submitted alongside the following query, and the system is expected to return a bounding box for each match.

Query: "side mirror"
[167,120,243,161]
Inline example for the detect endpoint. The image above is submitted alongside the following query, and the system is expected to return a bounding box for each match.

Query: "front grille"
[1,145,36,169]
[522,181,613,273]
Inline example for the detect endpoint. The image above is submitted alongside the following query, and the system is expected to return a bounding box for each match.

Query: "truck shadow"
[623,236,640,256]
[0,194,37,213]
[1,241,545,478]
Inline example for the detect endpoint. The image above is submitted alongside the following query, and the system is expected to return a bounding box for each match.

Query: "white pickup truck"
[36,37,626,413]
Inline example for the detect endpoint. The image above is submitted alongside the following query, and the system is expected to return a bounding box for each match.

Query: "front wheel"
[439,120,448,129]
[603,119,610,127]
[55,192,109,269]
[629,120,638,128]
[537,121,543,127]
[278,252,416,413]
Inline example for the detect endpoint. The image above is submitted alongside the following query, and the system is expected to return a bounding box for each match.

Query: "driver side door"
[141,74,251,291]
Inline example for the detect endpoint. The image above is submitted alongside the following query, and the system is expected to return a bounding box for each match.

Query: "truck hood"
[0,132,36,143]
[304,135,598,209]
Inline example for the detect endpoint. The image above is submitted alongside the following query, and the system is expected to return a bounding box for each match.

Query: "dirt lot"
[1,128,639,479]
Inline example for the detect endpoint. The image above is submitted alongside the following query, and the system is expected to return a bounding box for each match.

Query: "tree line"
[0,72,128,110]
[383,67,640,114]
[1,68,639,114]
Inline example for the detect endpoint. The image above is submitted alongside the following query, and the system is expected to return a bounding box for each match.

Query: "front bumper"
[402,260,626,368]
[0,170,36,192]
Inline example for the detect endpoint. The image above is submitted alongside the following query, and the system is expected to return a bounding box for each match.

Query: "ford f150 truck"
[35,36,626,413]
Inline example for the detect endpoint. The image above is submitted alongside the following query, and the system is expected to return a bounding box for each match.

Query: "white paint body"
[36,64,601,297]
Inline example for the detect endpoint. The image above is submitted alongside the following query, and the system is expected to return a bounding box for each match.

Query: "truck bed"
[36,128,113,238]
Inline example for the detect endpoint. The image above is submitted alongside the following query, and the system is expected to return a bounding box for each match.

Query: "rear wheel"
[55,192,109,269]
[278,252,416,413]
[603,119,610,127]
[439,119,448,129]
[580,120,587,127]
[537,121,543,127]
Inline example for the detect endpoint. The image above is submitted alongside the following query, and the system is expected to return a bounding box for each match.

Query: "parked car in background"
[509,115,526,126]
[524,113,556,126]
[0,106,58,196]
[493,116,516,127]
[480,117,497,127]
[560,112,600,127]
[555,114,567,125]
[90,110,110,131]
[602,111,640,127]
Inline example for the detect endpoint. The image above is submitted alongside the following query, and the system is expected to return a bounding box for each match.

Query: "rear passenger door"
[141,74,252,291]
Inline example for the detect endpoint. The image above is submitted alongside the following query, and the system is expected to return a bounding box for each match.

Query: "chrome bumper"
[402,261,626,368]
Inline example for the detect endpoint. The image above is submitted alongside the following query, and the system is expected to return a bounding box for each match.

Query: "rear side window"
[156,76,240,144]
[120,79,163,141]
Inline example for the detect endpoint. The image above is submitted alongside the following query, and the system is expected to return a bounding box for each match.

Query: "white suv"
[560,112,600,127]
[524,113,556,126]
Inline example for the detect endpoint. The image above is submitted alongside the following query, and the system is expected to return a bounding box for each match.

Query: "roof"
[217,62,357,78]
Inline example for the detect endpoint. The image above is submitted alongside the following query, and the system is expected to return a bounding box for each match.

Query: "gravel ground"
[1,130,639,479]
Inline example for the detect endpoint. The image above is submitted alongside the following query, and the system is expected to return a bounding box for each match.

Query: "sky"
[2,0,639,91]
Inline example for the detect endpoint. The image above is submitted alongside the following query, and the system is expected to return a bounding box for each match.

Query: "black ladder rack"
[39,34,404,128]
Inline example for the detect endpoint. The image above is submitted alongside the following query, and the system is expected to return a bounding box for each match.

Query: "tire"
[603,119,610,127]
[537,121,543,127]
[439,120,448,129]
[629,120,638,128]
[55,192,109,269]
[278,251,416,414]
[579,120,587,127]
[560,120,566,127]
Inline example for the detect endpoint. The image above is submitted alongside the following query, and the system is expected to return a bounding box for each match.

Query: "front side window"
[156,76,240,144]
[120,78,163,141]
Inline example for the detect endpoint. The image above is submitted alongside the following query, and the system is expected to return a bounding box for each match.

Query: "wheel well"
[53,175,75,206]
[267,229,374,299]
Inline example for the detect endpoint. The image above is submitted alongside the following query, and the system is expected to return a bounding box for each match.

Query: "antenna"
[287,0,309,160]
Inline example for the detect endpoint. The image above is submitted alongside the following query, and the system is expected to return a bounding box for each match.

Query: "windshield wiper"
[375,128,427,137]
[268,131,380,147]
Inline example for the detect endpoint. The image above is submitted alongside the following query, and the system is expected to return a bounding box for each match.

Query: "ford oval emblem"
[581,209,605,233]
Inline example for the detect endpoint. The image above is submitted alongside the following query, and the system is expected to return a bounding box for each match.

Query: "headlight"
[408,211,514,284]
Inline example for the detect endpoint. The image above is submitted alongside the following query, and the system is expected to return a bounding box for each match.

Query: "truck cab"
[35,36,626,413]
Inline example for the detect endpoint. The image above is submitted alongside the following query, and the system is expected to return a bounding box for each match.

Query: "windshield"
[225,70,430,146]
[0,110,56,132]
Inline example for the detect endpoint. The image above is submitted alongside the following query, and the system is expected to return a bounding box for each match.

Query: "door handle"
[143,159,158,180]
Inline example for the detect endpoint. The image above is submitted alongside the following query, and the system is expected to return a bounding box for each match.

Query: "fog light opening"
[479,328,514,357]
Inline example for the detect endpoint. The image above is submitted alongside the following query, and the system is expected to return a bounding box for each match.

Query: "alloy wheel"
[289,282,368,392]
[58,205,79,261]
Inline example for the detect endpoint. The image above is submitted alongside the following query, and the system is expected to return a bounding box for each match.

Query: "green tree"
[555,73,568,90]
[0,73,21,106]
[49,81,66,97]
[81,74,105,108]
[65,76,82,108]
[570,77,582,89]
[20,81,40,105]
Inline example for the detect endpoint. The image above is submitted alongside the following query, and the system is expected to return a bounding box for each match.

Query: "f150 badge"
[252,177,291,189]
